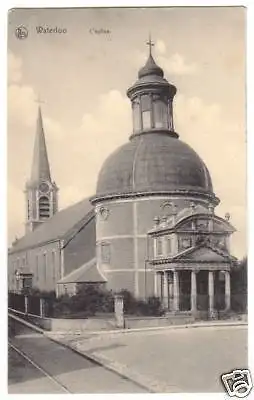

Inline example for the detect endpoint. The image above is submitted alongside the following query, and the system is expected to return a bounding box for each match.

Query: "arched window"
[39,196,50,219]
[132,98,141,133]
[153,95,168,129]
[168,100,174,131]
[157,237,163,257]
[141,94,152,130]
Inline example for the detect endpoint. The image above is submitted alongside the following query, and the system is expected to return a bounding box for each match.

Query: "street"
[8,321,147,394]
[56,324,248,393]
[8,317,248,393]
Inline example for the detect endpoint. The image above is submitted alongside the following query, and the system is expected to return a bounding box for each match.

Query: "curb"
[8,312,159,392]
[8,312,247,393]
[8,312,45,334]
[46,320,247,336]
[45,321,247,393]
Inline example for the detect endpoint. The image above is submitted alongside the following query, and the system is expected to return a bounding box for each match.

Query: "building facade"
[8,41,238,317]
[148,204,236,316]
[90,42,237,315]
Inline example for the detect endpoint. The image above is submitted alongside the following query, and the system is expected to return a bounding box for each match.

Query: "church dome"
[95,133,214,200]
[93,40,217,205]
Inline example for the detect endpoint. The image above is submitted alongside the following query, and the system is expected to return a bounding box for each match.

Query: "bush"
[231,257,247,312]
[21,287,56,300]
[117,289,164,316]
[53,287,164,318]
[146,296,164,316]
[53,284,114,318]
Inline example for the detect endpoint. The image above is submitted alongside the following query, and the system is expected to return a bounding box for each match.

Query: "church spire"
[25,105,58,233]
[30,106,51,185]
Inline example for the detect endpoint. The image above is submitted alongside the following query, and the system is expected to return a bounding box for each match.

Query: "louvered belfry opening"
[39,196,50,219]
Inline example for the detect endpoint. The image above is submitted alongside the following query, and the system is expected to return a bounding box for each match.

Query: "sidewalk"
[47,321,248,393]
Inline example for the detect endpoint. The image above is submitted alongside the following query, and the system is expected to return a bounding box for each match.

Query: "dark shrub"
[53,284,114,318]
[146,296,164,316]
[117,289,164,316]
[231,257,247,312]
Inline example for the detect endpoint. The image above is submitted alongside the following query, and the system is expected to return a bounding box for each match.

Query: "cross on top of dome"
[146,33,154,55]
[138,35,164,79]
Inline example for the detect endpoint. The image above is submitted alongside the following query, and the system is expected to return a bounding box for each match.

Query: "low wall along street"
[8,290,247,333]
[8,307,247,333]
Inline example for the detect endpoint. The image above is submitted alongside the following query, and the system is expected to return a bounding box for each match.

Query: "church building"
[8,40,237,315]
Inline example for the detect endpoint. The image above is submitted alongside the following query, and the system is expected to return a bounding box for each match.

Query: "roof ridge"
[10,197,94,253]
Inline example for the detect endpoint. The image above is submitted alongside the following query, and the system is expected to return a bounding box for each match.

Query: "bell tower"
[25,106,58,233]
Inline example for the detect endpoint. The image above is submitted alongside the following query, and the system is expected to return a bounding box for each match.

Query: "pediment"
[176,245,230,262]
[176,214,234,233]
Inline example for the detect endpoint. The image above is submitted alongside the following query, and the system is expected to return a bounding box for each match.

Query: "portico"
[154,267,232,316]
[148,203,237,317]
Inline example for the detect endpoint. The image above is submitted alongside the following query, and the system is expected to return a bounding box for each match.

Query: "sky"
[7,6,246,257]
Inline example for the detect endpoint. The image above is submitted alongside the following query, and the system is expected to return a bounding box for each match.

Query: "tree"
[231,257,247,312]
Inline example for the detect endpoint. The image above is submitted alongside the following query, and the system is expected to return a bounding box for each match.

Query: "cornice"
[91,189,219,206]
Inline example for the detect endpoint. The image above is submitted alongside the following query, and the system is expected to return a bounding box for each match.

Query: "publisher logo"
[15,25,28,40]
[221,369,253,398]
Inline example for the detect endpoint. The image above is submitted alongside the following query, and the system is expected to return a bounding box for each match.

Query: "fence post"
[114,294,124,328]
[24,295,29,315]
[40,298,45,318]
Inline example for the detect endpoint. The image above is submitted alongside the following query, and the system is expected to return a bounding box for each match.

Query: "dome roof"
[95,133,214,200]
[138,54,164,79]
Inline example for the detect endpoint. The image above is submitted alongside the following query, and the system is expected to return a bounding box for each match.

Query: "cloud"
[7,183,25,245]
[158,53,198,76]
[79,89,131,176]
[134,40,199,76]
[8,52,23,83]
[8,84,132,244]
[156,40,166,55]
[7,52,245,257]
[174,94,246,256]
[8,84,37,127]
[155,40,199,75]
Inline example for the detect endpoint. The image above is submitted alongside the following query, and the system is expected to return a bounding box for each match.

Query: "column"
[173,270,180,312]
[163,272,169,308]
[24,295,28,315]
[191,270,197,313]
[168,272,174,311]
[114,294,125,328]
[208,270,215,317]
[224,271,231,311]
[154,272,158,297]
[40,298,45,318]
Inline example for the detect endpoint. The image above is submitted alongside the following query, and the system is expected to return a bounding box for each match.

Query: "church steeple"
[30,106,51,185]
[25,105,58,233]
[127,37,178,139]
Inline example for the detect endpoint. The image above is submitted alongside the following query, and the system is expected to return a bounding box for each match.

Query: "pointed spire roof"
[29,106,51,185]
